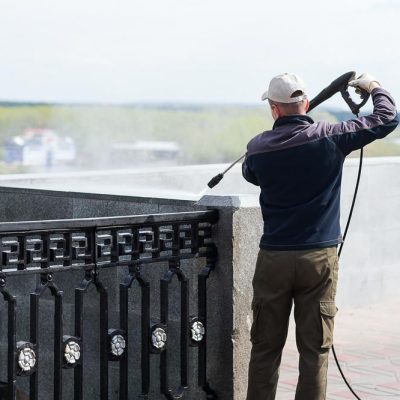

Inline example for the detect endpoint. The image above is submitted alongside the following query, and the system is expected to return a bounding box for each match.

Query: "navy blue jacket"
[242,88,398,250]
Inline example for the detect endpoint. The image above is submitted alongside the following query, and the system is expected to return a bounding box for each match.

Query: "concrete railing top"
[1,157,399,203]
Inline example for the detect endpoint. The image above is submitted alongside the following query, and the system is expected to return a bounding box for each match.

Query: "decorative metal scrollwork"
[0,210,218,399]
[191,320,205,343]
[151,326,167,352]
[108,329,127,360]
[16,342,37,376]
[64,341,81,365]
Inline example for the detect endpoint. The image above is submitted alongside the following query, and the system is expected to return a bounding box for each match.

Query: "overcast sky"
[0,0,398,107]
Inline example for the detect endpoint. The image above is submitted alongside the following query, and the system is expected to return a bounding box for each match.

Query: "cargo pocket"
[320,301,337,349]
[250,300,262,344]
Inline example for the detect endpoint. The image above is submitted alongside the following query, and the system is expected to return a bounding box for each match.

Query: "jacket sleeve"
[242,153,259,186]
[328,88,399,156]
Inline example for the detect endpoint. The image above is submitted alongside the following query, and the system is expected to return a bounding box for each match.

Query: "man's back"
[243,88,398,251]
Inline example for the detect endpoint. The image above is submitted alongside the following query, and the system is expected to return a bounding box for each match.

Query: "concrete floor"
[278,299,400,399]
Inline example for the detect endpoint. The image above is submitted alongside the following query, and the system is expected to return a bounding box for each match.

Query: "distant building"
[109,140,181,166]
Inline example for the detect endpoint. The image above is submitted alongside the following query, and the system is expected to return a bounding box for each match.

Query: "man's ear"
[305,99,310,113]
[270,103,280,120]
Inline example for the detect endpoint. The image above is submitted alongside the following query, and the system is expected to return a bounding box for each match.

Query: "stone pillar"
[198,195,262,400]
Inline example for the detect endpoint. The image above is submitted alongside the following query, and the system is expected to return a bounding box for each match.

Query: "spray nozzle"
[207,173,224,188]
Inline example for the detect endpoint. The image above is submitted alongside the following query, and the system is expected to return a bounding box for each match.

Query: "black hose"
[338,147,363,259]
[332,345,362,400]
[333,146,364,400]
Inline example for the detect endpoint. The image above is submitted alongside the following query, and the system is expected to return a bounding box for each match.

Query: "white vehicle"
[4,128,76,167]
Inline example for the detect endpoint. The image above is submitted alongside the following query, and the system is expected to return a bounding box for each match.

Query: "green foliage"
[0,104,399,166]
[349,140,400,158]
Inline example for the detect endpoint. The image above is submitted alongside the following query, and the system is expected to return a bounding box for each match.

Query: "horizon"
[0,98,368,113]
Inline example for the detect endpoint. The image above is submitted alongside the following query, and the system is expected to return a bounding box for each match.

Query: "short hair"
[268,98,307,115]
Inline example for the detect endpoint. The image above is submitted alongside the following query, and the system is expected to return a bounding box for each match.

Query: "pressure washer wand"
[207,154,246,188]
[207,71,366,189]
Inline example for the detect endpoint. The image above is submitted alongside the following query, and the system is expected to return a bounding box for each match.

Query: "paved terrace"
[279,299,400,399]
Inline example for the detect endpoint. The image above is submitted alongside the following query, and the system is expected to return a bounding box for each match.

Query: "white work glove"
[348,73,380,94]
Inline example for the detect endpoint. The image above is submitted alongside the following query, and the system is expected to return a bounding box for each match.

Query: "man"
[242,72,398,400]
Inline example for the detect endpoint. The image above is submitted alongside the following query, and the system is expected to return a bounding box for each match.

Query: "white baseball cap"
[261,73,307,103]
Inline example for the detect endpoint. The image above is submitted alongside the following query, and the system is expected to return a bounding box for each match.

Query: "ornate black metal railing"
[0,210,218,400]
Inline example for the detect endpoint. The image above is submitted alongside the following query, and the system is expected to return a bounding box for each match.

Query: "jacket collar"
[272,114,314,130]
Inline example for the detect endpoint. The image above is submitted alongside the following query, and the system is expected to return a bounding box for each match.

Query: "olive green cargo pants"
[246,246,338,400]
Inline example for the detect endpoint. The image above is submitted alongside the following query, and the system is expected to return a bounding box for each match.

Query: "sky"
[0,0,399,108]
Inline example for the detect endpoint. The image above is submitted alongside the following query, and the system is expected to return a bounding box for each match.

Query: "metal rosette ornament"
[190,317,206,347]
[150,324,167,353]
[16,342,37,376]
[63,336,82,368]
[108,329,127,361]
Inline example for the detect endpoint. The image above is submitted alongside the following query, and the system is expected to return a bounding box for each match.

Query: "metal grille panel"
[0,210,218,400]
